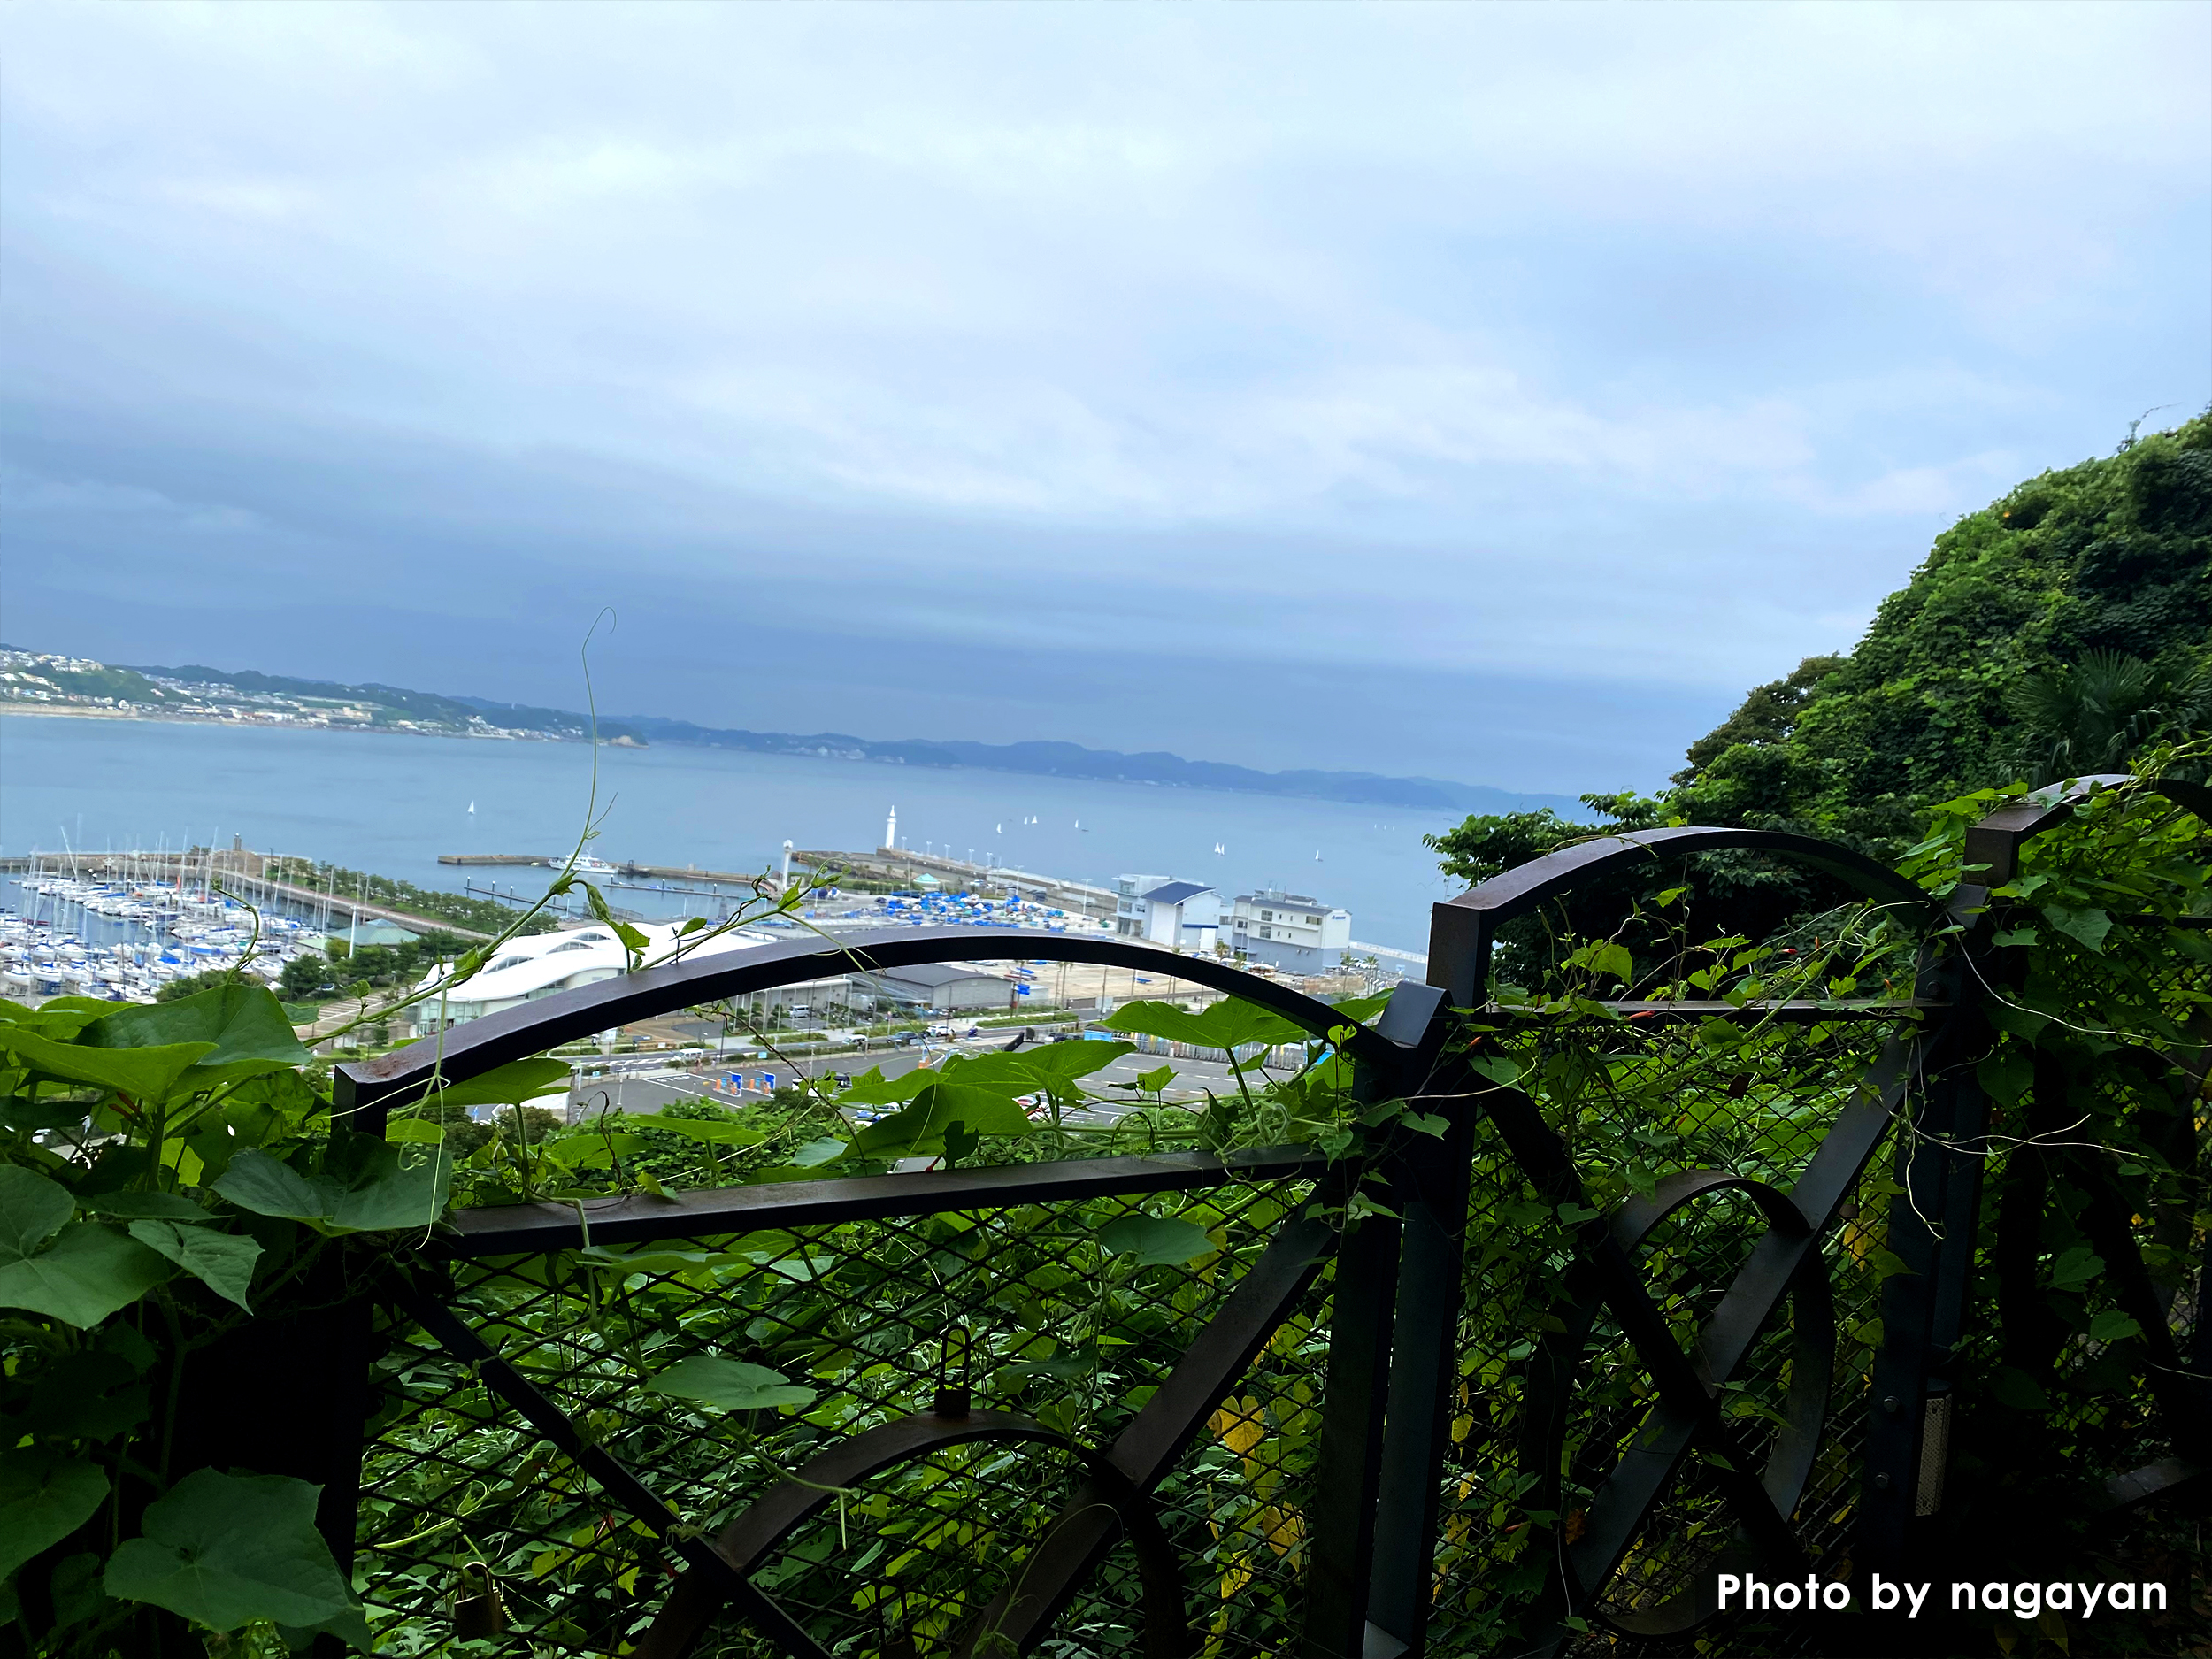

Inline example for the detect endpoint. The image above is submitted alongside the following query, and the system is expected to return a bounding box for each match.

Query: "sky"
[3,2,2207,794]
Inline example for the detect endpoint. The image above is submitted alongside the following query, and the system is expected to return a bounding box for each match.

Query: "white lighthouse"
[883,805,897,852]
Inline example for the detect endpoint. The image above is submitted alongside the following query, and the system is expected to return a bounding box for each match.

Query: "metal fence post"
[1361,1064,1477,1659]
[1302,984,1448,1658]
[1860,927,1983,1582]
[1349,940,1486,1657]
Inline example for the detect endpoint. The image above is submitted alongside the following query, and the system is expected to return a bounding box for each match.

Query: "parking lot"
[565,1028,1294,1129]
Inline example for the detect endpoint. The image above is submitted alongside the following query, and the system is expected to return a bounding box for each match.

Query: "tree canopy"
[1672,411,2209,844]
[1431,411,2211,895]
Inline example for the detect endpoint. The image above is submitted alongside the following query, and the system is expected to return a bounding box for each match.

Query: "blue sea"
[0,715,1479,954]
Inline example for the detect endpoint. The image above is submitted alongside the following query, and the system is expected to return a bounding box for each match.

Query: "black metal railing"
[273,793,2206,1658]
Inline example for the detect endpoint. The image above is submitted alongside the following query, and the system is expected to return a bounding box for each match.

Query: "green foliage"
[22,664,170,707]
[102,1468,359,1635]
[153,970,239,1004]
[1423,416,2208,919]
[2001,648,2208,787]
[1096,1212,1217,1267]
[213,1132,449,1235]
[1,979,377,1653]
[1673,412,2210,843]
[262,858,555,938]
[1888,772,2208,1637]
[0,1453,108,1584]
[1425,792,1660,889]
[276,954,335,1001]
[0,815,826,1655]
[645,1356,818,1413]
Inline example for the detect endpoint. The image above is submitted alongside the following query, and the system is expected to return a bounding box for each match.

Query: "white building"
[404,921,769,1033]
[1228,888,1351,972]
[1114,875,1221,953]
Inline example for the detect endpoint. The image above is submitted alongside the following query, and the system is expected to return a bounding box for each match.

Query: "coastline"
[0,703,582,741]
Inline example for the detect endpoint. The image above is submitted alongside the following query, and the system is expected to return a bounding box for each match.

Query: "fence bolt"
[1882,1395,1901,1414]
[1874,1472,1893,1490]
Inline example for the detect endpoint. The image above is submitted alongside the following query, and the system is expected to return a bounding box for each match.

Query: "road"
[565,1032,1276,1127]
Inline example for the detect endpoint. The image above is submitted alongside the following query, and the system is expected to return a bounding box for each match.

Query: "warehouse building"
[852,962,1018,1013]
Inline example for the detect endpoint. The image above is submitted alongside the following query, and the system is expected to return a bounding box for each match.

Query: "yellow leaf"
[1209,1396,1266,1459]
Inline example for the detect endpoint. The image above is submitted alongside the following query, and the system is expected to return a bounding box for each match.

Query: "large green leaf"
[634,1117,769,1147]
[1102,997,1309,1052]
[0,1166,73,1261]
[407,1056,573,1112]
[81,982,312,1093]
[181,1083,318,1185]
[0,1449,108,1581]
[646,1357,817,1412]
[539,1133,648,1171]
[0,1028,216,1102]
[17,1348,150,1443]
[81,982,307,1064]
[833,1065,940,1107]
[1327,991,1393,1025]
[209,1153,325,1223]
[83,1192,213,1224]
[1015,1040,1137,1084]
[2040,903,2113,953]
[0,998,104,1040]
[947,1044,1134,1093]
[127,1221,262,1312]
[1097,1213,1217,1267]
[849,1081,1033,1159]
[104,1468,359,1633]
[213,1132,449,1235]
[0,1222,173,1327]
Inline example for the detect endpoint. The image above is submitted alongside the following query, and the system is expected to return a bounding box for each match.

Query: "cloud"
[0,1,2204,787]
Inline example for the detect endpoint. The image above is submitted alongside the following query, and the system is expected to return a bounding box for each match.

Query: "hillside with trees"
[1432,411,2211,888]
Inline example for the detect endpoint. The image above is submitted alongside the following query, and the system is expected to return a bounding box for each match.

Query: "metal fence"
[280,789,2207,1658]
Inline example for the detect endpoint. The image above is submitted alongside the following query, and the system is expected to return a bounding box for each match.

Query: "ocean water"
[0,715,1479,953]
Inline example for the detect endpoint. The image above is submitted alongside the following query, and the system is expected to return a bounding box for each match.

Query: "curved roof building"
[409,921,771,1027]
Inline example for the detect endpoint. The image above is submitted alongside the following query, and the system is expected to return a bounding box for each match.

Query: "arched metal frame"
[337,926,1409,1132]
[344,930,1434,1659]
[1427,826,1941,1007]
[631,1410,1192,1659]
[1355,826,1956,1654]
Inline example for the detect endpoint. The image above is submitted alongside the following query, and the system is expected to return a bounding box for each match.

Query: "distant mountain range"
[73,654,1580,817]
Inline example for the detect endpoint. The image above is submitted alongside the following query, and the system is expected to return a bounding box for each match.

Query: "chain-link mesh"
[357,1173,1331,1657]
[1949,916,2212,1501]
[1425,1009,1913,1655]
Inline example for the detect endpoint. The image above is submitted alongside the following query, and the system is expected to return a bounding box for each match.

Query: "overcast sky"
[4,2,2206,792]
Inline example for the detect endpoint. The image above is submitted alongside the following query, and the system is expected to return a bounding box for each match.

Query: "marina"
[1,856,325,1005]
